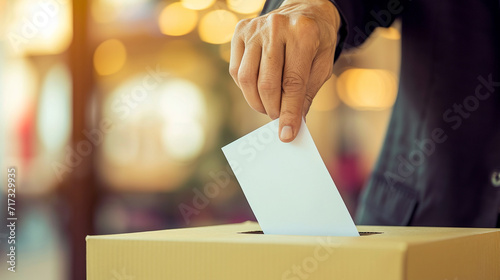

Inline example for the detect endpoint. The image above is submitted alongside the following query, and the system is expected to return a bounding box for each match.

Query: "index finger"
[229,35,245,87]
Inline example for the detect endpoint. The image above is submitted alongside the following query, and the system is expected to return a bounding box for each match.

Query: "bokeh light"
[159,79,206,123]
[337,68,397,111]
[102,122,141,165]
[159,79,206,161]
[102,74,152,166]
[104,0,150,6]
[162,122,205,161]
[310,75,339,112]
[198,10,238,44]
[181,0,216,10]
[1,58,37,123]
[378,27,401,40]
[93,39,127,76]
[160,39,200,76]
[92,0,118,23]
[227,0,266,14]
[5,0,73,56]
[158,2,198,36]
[100,75,208,191]
[37,64,72,153]
[92,0,151,23]
[219,43,231,63]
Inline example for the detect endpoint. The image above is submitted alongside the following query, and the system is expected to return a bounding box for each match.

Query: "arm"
[331,0,404,49]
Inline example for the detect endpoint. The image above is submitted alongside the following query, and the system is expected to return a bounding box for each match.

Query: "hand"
[229,0,341,142]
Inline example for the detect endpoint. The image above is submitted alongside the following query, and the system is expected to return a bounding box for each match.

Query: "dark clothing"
[262,0,500,227]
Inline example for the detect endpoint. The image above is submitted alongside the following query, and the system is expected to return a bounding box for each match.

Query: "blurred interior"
[0,0,401,279]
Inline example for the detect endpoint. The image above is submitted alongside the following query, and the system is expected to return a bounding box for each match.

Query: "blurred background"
[0,0,400,279]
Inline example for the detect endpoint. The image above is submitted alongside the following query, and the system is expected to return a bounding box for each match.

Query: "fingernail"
[280,126,293,141]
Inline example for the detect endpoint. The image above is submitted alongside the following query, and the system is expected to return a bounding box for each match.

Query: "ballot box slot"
[238,231,383,236]
[239,230,264,234]
[359,232,383,236]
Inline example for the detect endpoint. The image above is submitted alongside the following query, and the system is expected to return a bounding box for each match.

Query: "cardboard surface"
[87,222,500,280]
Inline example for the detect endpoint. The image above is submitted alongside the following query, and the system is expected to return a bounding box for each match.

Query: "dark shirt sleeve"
[260,0,405,59]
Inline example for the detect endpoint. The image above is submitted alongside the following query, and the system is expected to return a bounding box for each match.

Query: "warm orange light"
[227,0,266,14]
[91,0,118,23]
[92,0,151,23]
[311,75,339,112]
[158,2,198,36]
[337,68,397,110]
[378,27,401,40]
[219,43,231,63]
[181,0,216,10]
[160,40,200,76]
[6,0,72,56]
[198,10,238,44]
[93,39,127,76]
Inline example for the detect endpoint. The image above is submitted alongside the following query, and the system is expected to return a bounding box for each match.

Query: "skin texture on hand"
[229,0,341,142]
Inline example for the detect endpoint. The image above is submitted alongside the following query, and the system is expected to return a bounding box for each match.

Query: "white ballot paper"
[222,119,359,236]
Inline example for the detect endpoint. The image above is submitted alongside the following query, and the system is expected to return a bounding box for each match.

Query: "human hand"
[229,0,341,142]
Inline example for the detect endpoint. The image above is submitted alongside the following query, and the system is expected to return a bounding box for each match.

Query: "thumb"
[279,34,314,142]
[279,90,305,142]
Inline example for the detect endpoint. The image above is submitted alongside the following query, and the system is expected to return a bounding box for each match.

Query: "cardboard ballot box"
[86,221,500,280]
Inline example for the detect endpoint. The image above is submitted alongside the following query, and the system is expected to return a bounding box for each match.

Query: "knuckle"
[238,71,254,87]
[246,35,262,46]
[282,72,306,94]
[234,19,254,38]
[280,107,301,118]
[267,13,287,25]
[304,93,314,104]
[258,79,281,94]
[229,65,239,79]
[294,16,320,45]
[296,15,318,32]
[265,14,288,40]
[235,18,250,31]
